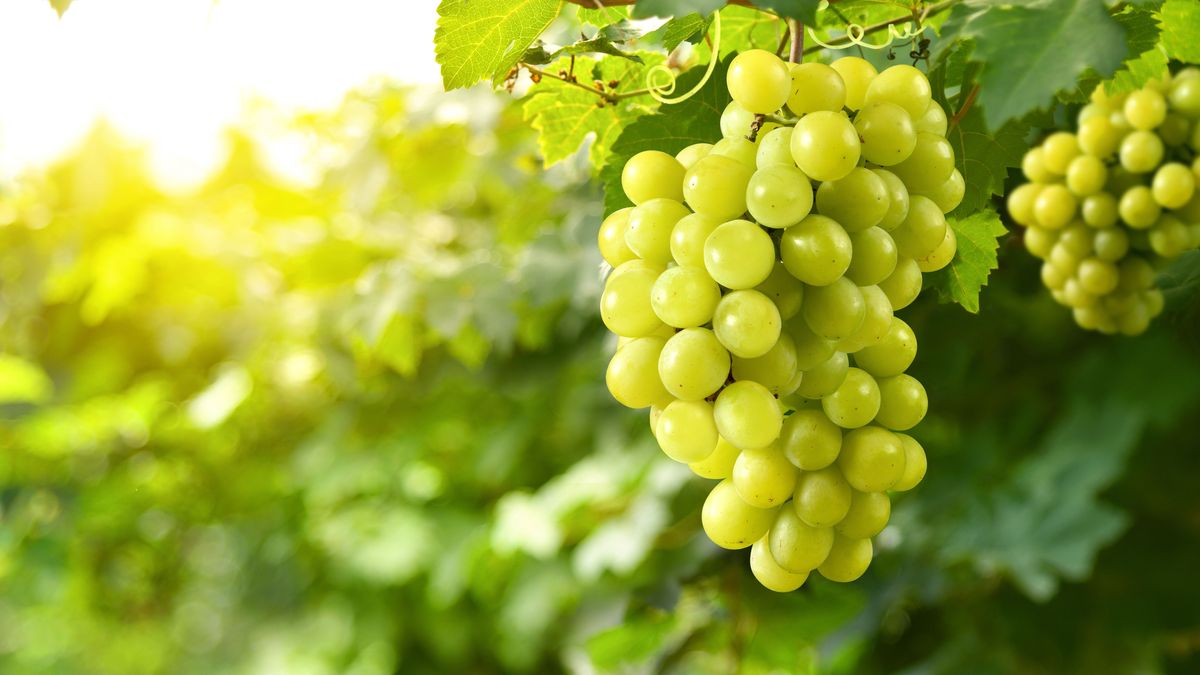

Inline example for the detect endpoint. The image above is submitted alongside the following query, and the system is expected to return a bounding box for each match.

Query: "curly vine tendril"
[807,20,927,51]
[645,12,721,104]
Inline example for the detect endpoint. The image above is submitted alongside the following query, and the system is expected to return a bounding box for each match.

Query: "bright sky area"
[0,0,441,188]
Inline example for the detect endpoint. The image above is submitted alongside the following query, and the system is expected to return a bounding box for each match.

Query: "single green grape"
[1041,132,1080,175]
[780,214,853,286]
[1006,183,1041,226]
[622,150,685,205]
[625,198,690,264]
[877,256,923,310]
[1159,113,1191,146]
[836,490,891,539]
[921,168,965,214]
[734,444,799,508]
[817,534,873,582]
[747,165,814,228]
[601,263,664,337]
[1170,76,1200,116]
[853,317,916,378]
[891,433,927,491]
[853,101,917,166]
[890,132,955,193]
[916,225,957,273]
[702,478,779,549]
[606,336,670,408]
[837,425,906,491]
[891,195,948,258]
[1081,192,1119,228]
[830,56,877,111]
[914,100,948,136]
[768,507,833,573]
[793,350,850,400]
[1025,226,1059,259]
[670,212,724,267]
[713,289,783,359]
[814,167,891,232]
[714,380,784,450]
[864,64,931,118]
[689,436,742,479]
[1058,223,1094,258]
[684,154,753,221]
[1119,130,1164,173]
[1022,147,1055,183]
[1033,184,1077,230]
[1077,115,1120,159]
[727,49,791,114]
[704,219,775,289]
[732,332,798,394]
[720,100,756,140]
[711,136,758,168]
[874,374,928,431]
[1119,186,1161,229]
[822,367,881,429]
[1076,257,1120,295]
[790,111,862,182]
[1149,215,1191,258]
[836,285,893,353]
[650,265,721,328]
[675,142,713,170]
[792,465,852,527]
[598,207,637,267]
[658,327,730,401]
[803,278,866,341]
[750,537,810,592]
[872,168,911,231]
[1093,227,1130,262]
[779,408,843,470]
[756,127,795,169]
[1066,155,1107,197]
[1151,162,1195,208]
[845,227,898,286]
[755,262,805,320]
[656,400,719,463]
[787,62,847,114]
[1124,88,1167,130]
[1117,256,1156,291]
[788,316,837,371]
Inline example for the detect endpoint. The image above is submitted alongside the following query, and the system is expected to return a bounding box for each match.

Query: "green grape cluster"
[600,49,954,592]
[1008,69,1200,335]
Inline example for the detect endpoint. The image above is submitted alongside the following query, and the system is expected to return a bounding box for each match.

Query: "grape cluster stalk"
[1008,68,1200,335]
[600,49,958,591]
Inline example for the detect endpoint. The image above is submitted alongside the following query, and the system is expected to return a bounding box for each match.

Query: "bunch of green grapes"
[600,49,957,592]
[1008,69,1200,335]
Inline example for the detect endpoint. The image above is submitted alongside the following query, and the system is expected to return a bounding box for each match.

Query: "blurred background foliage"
[4,31,1200,675]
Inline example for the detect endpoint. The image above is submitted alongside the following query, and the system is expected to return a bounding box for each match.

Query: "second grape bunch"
[601,49,956,591]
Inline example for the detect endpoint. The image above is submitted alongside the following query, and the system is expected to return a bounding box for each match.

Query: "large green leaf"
[633,0,726,19]
[1106,6,1169,94]
[754,0,821,25]
[938,0,1127,129]
[600,55,733,214]
[926,208,1007,313]
[434,0,563,90]
[1161,0,1200,62]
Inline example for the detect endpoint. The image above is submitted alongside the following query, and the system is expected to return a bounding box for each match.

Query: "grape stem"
[949,83,980,129]
[788,19,803,63]
[520,63,621,103]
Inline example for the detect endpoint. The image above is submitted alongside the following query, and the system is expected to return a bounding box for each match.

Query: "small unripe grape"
[1022,147,1055,183]
[651,265,721,328]
[874,374,928,431]
[1077,116,1120,158]
[780,214,853,286]
[684,154,753,221]
[1006,183,1042,226]
[734,444,798,508]
[713,290,782,359]
[1066,155,1107,197]
[787,62,846,114]
[626,198,690,263]
[877,256,923,310]
[689,436,742,479]
[830,56,878,110]
[656,400,719,463]
[1093,227,1130,262]
[892,195,948,258]
[622,150,685,204]
[891,433,927,491]
[606,336,670,408]
[1033,184,1077,230]
[1119,130,1164,173]
[914,100,948,136]
[1151,162,1195,209]
[818,534,873,582]
[1124,88,1167,130]
[872,168,911,230]
[733,332,798,393]
[598,207,637,266]
[714,380,783,450]
[836,285,893,353]
[1158,113,1191,146]
[822,367,881,429]
[792,465,852,527]
[670,212,723,267]
[1081,192,1119,228]
[704,219,775,289]
[1119,186,1161,229]
[1149,216,1191,258]
[702,478,778,549]
[793,350,849,400]
[837,425,906,491]
[779,408,842,470]
[658,327,730,401]
[791,111,862,182]
[720,101,756,139]
[756,127,795,169]
[854,102,917,166]
[922,168,965,214]
[890,132,955,193]
[1025,226,1059,259]
[863,64,932,118]
[601,262,664,337]
[747,165,814,228]
[845,227,899,286]
[768,508,834,573]
[750,537,810,592]
[803,278,866,341]
[1170,76,1200,116]
[854,317,916,378]
[1041,263,1067,290]
[727,49,791,114]
[1077,258,1120,295]
[836,490,891,539]
[916,225,957,273]
[675,142,713,170]
[816,167,891,232]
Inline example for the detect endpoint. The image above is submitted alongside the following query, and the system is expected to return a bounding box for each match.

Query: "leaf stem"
[521,63,618,103]
[950,83,980,129]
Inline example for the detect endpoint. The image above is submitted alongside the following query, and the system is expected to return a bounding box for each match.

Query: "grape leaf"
[578,5,632,27]
[633,0,726,19]
[1160,0,1200,62]
[926,209,1007,313]
[434,0,562,90]
[657,14,709,50]
[947,106,1027,218]
[1106,7,1169,94]
[523,55,661,170]
[753,0,821,25]
[938,0,1127,130]
[719,5,786,55]
[599,56,733,215]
